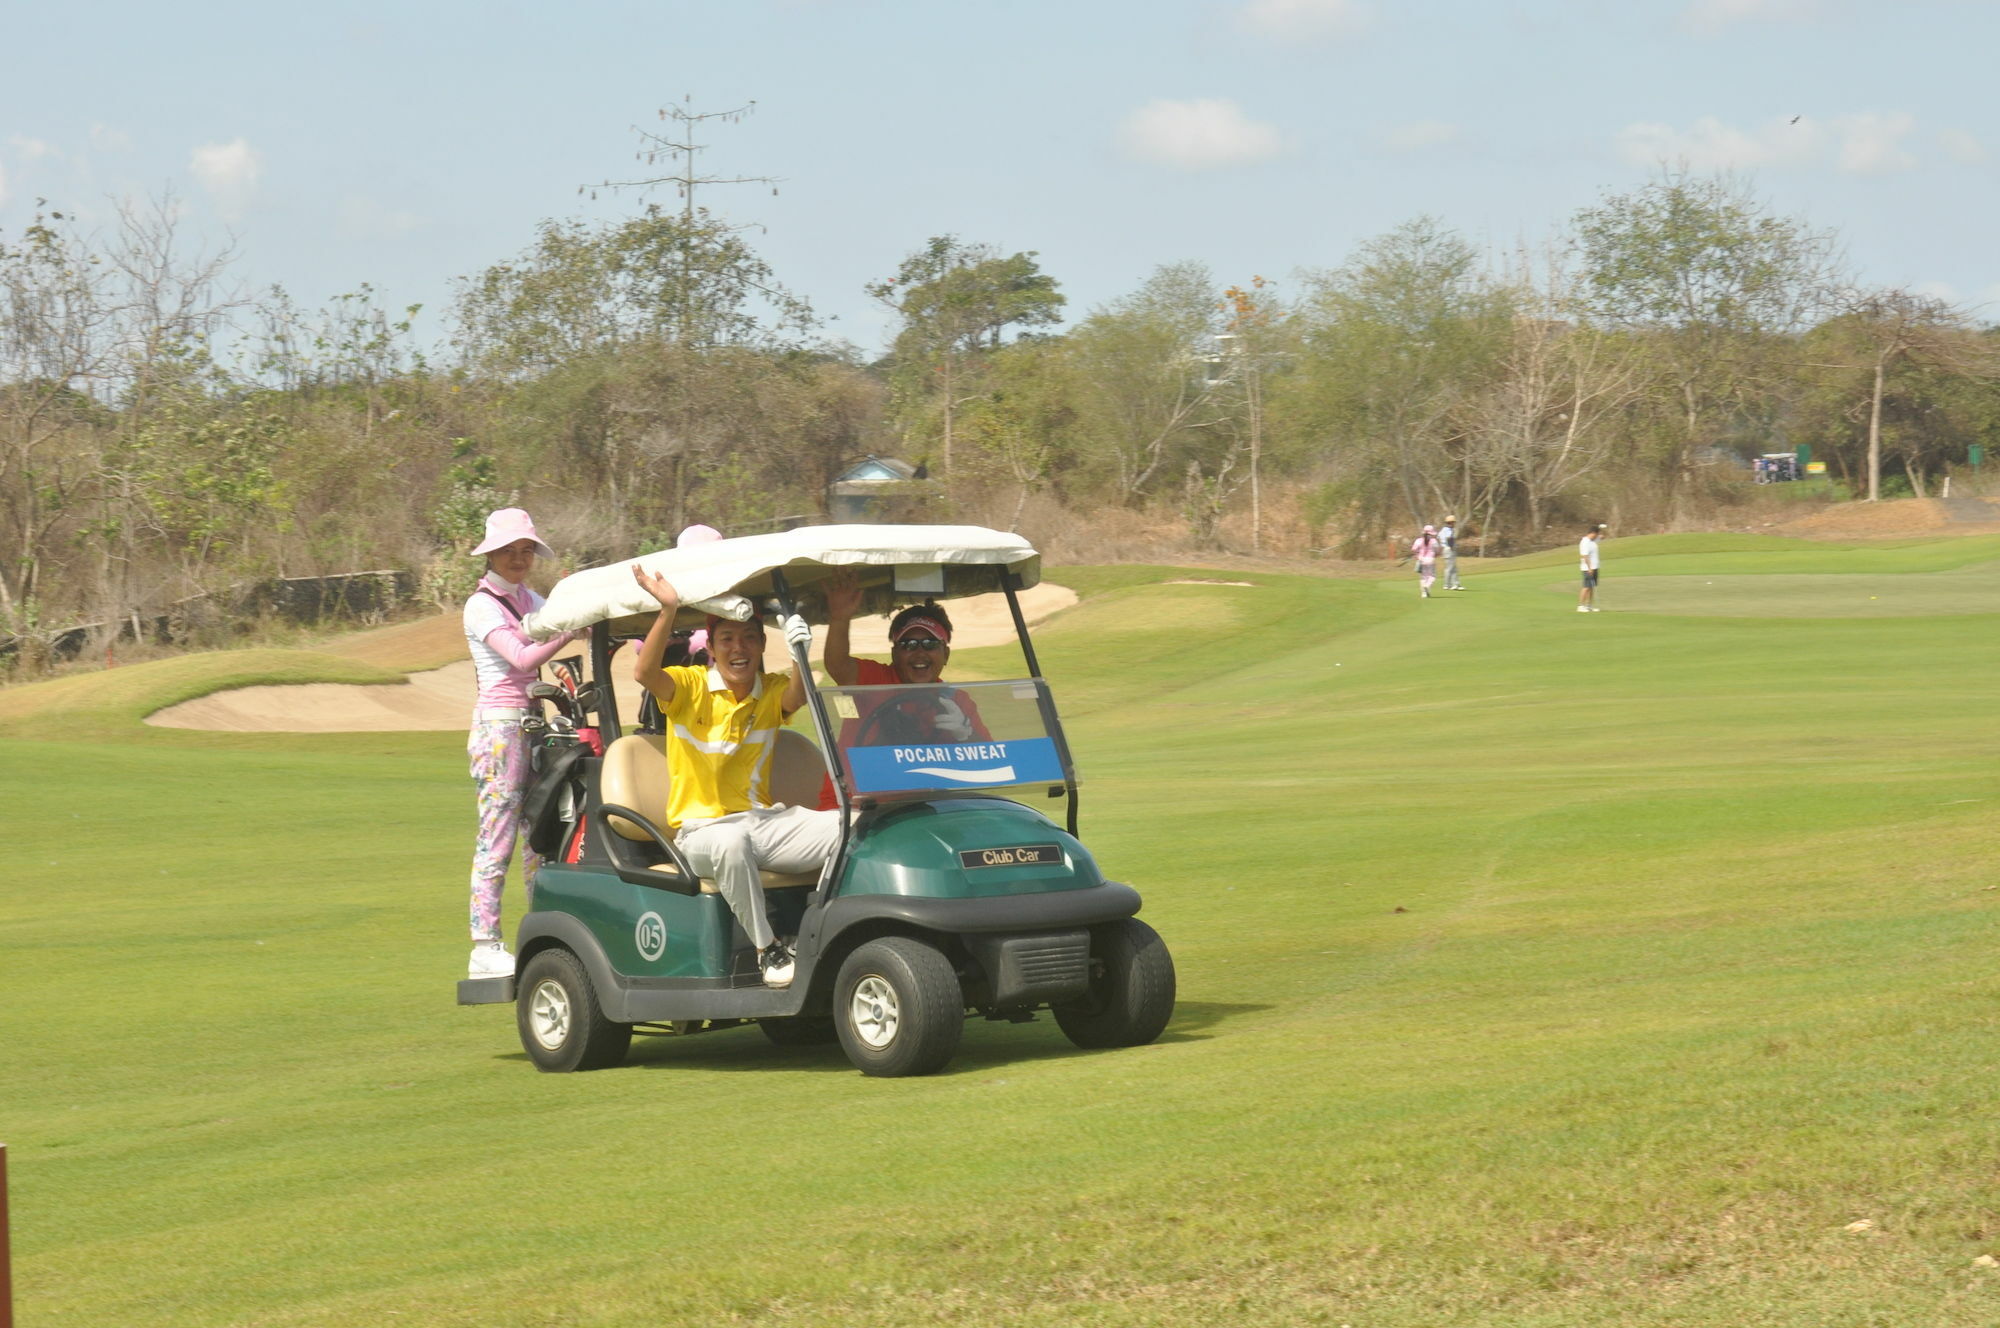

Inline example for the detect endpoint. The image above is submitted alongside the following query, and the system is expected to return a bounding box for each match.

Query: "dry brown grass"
[1772,496,2000,539]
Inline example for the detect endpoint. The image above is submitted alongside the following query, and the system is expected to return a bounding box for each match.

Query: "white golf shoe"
[468,941,515,979]
[759,941,797,989]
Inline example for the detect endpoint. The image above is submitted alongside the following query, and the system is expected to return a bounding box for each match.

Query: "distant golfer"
[1411,526,1443,599]
[1440,515,1463,590]
[463,508,579,979]
[1578,522,1607,612]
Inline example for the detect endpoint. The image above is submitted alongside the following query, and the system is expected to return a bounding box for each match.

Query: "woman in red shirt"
[816,575,989,807]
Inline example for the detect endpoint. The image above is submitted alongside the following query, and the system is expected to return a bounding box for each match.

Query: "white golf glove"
[783,613,812,650]
[931,693,974,741]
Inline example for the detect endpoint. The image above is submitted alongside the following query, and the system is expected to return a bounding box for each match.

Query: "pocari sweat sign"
[846,737,1065,794]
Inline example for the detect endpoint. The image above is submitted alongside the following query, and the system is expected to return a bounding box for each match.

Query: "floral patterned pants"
[468,718,543,941]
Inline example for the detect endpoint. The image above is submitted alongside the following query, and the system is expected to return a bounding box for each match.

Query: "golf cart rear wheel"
[1054,918,1176,1050]
[517,947,632,1072]
[833,937,965,1077]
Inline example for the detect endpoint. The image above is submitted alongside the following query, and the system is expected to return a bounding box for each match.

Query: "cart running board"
[458,976,516,1005]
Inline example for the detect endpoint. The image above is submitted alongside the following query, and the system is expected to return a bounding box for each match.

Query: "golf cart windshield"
[822,678,1074,799]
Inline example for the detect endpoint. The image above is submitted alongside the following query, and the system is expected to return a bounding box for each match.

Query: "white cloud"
[1834,111,1917,174]
[190,137,262,219]
[1117,98,1281,170]
[1937,127,1985,165]
[1616,115,1818,171]
[1238,0,1372,40]
[8,135,58,161]
[90,123,134,153]
[1681,0,1824,34]
[1617,112,1930,175]
[0,161,8,209]
[1384,120,1460,152]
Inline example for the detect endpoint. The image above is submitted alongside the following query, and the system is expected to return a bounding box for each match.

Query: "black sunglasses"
[894,636,945,652]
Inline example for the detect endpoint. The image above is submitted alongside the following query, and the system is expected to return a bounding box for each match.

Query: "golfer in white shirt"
[1578,523,1606,612]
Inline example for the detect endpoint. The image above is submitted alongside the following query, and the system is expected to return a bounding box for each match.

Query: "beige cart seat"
[598,729,825,891]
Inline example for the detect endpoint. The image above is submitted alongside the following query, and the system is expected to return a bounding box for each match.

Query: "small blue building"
[828,455,936,523]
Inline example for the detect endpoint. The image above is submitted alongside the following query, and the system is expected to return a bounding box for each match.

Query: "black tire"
[516,947,632,1072]
[758,1016,839,1047]
[833,937,965,1077]
[1054,918,1176,1050]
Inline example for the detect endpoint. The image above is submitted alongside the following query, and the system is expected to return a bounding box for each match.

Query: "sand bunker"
[148,584,1078,733]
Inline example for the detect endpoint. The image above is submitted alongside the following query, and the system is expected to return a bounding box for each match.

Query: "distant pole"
[2,1141,12,1328]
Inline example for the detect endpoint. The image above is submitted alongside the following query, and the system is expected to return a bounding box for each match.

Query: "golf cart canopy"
[523,523,1042,641]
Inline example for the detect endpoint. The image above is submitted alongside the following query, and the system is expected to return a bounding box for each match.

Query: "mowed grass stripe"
[4,540,2000,1326]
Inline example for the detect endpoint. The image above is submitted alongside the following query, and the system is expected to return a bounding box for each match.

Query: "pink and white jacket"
[462,574,577,713]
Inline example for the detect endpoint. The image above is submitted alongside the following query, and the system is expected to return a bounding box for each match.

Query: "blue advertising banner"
[846,736,1065,794]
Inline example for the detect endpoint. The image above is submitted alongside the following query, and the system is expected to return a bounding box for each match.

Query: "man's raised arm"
[821,571,862,686]
[631,565,682,705]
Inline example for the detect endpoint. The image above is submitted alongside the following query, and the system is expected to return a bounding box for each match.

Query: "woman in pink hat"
[463,508,578,979]
[1410,525,1443,600]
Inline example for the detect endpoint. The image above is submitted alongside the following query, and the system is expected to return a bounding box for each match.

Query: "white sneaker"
[1577,605,1590,613]
[759,941,796,989]
[468,941,514,979]
[1590,606,1602,612]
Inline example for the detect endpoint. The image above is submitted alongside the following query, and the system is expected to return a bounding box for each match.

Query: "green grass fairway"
[6,536,2000,1326]
[1491,533,2000,619]
[1575,563,2000,617]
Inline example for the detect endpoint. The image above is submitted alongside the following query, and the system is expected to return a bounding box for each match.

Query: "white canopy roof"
[524,523,1042,640]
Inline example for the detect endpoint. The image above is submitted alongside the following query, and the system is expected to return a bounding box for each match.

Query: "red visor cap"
[892,614,952,644]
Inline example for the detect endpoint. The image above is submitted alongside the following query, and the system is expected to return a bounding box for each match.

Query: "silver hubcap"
[529,978,572,1050]
[849,975,900,1049]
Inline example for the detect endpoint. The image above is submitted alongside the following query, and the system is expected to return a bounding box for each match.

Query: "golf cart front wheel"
[1054,918,1176,1049]
[833,937,965,1077]
[516,947,632,1072]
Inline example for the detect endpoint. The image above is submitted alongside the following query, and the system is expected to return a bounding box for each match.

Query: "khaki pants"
[678,806,842,950]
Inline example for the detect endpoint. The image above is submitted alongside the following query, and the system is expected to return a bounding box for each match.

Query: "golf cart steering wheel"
[851,689,946,749]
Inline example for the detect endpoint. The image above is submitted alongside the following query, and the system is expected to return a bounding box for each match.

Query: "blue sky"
[5,0,1994,356]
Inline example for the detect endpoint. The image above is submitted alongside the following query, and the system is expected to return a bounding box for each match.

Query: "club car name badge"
[846,737,1065,794]
[958,844,1063,869]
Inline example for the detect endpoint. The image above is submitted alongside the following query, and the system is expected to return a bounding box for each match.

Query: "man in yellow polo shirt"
[631,565,839,988]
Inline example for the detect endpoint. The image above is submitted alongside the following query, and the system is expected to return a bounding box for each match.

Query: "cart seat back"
[599,729,826,891]
[601,734,670,842]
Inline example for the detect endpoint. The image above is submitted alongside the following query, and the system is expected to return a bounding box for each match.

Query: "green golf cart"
[456,524,1174,1077]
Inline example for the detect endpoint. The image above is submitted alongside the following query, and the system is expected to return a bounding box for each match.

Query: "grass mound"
[0,649,401,739]
[321,611,468,672]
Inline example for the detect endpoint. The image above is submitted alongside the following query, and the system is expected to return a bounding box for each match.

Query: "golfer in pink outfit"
[1411,526,1443,599]
[462,508,578,979]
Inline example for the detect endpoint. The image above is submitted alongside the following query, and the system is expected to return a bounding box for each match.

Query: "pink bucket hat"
[676,524,723,547]
[471,508,554,560]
